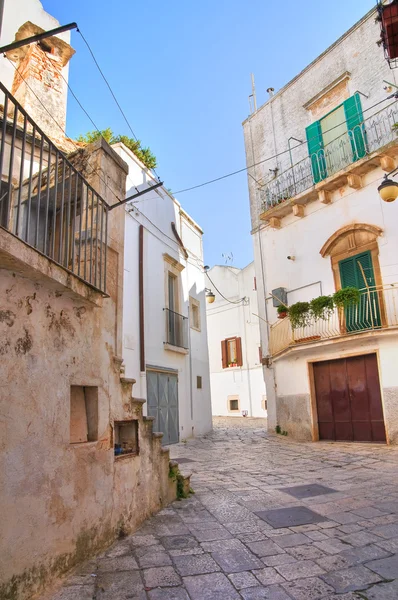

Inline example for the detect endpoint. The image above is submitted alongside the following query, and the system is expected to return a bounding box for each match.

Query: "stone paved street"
[44,418,398,599]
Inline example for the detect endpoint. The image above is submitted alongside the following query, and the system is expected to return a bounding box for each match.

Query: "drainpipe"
[0,0,5,43]
[243,297,253,417]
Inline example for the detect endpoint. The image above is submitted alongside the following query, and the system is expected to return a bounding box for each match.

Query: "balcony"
[269,284,398,357]
[164,308,189,351]
[0,82,109,294]
[260,99,398,223]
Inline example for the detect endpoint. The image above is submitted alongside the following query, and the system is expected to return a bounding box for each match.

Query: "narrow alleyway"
[45,418,398,600]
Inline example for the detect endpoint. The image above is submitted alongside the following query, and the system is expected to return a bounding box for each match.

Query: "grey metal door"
[147,370,179,444]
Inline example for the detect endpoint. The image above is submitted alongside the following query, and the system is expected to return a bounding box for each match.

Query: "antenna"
[251,74,257,112]
[222,252,234,265]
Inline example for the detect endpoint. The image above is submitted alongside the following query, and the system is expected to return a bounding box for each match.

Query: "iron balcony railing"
[261,99,398,212]
[0,82,109,293]
[269,284,398,356]
[164,308,189,349]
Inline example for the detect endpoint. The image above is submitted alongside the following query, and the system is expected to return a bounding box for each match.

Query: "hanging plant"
[310,295,335,321]
[333,287,361,308]
[288,301,310,329]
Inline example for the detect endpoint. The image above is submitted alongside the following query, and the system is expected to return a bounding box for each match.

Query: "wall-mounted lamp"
[205,288,215,304]
[378,176,398,202]
[287,255,296,261]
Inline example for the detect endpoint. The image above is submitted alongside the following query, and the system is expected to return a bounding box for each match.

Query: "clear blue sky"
[43,0,375,268]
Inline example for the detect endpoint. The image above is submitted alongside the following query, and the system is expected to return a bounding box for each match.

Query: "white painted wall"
[206,263,267,418]
[243,7,398,439]
[113,143,212,440]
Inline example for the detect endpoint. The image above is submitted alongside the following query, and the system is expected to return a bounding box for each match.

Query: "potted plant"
[333,287,361,308]
[310,295,335,321]
[288,301,310,329]
[277,304,288,319]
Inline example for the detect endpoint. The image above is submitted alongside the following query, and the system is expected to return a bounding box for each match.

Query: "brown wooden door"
[313,354,386,443]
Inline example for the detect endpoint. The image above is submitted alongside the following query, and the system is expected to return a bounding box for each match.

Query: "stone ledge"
[0,227,104,306]
[164,343,189,355]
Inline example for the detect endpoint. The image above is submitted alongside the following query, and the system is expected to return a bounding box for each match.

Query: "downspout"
[139,225,145,373]
[0,0,5,43]
[188,305,194,426]
[243,297,253,417]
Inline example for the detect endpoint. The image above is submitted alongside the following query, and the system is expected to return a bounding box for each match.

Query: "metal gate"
[313,354,386,443]
[147,370,179,444]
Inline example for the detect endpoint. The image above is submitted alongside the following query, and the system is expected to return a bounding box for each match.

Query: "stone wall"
[0,139,177,600]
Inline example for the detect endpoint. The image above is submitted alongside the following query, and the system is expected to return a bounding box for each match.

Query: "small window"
[221,337,243,368]
[253,277,257,291]
[228,396,240,412]
[190,297,201,331]
[114,420,139,457]
[197,376,202,389]
[70,386,98,444]
[262,396,268,411]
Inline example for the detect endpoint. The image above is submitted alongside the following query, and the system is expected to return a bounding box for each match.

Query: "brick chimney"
[5,21,75,147]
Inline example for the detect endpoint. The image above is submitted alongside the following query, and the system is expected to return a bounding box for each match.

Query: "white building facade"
[206,263,267,418]
[112,144,212,443]
[243,7,398,443]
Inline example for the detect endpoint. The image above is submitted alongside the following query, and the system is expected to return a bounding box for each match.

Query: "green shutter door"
[344,93,366,161]
[306,120,326,184]
[339,251,381,331]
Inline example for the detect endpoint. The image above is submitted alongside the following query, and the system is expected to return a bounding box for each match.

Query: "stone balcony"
[259,99,398,227]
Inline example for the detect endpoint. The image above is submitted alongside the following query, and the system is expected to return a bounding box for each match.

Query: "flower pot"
[278,312,287,319]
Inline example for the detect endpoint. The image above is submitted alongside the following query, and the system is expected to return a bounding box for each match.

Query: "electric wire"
[76,27,161,181]
[172,95,398,195]
[205,271,246,305]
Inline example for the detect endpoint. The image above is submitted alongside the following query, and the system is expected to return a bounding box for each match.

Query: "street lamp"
[378,176,398,202]
[205,288,215,304]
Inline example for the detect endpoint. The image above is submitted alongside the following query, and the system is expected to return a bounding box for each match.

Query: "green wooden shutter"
[339,256,358,288]
[306,120,325,184]
[344,93,366,161]
[339,251,381,331]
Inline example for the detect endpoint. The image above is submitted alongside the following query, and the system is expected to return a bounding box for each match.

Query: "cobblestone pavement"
[46,417,398,600]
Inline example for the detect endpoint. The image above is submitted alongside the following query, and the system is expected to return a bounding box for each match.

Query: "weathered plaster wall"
[0,140,175,600]
[206,263,267,418]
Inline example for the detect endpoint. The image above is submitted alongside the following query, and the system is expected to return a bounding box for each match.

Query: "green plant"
[169,463,192,500]
[288,301,310,329]
[333,287,361,308]
[275,425,288,436]
[77,129,157,170]
[277,304,288,314]
[310,295,334,320]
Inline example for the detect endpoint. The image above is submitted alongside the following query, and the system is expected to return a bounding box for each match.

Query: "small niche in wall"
[114,420,139,457]
[70,386,98,444]
[228,396,240,413]
[197,376,202,389]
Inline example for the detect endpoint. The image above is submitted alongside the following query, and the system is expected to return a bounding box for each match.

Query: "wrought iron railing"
[269,284,398,356]
[0,82,109,293]
[261,100,398,212]
[164,308,189,349]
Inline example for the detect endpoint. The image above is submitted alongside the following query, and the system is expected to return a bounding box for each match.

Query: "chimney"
[5,21,75,146]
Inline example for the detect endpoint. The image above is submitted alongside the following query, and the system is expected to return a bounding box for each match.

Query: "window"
[189,297,201,331]
[114,420,139,457]
[228,396,240,412]
[221,337,243,368]
[70,386,98,444]
[253,277,257,291]
[262,396,268,411]
[306,93,365,184]
[197,376,202,389]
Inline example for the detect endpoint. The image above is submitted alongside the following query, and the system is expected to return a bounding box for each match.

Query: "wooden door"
[313,354,386,443]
